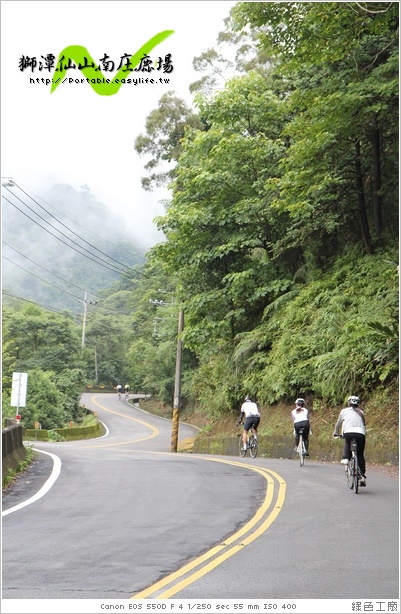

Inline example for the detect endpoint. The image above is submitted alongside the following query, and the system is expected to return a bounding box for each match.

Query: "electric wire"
[2,174,140,261]
[3,172,141,262]
[2,289,83,318]
[2,242,101,298]
[3,195,135,278]
[2,290,124,328]
[3,256,86,302]
[2,243,131,314]
[3,191,131,276]
[10,182,138,273]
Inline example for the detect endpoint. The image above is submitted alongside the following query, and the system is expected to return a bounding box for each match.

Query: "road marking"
[82,395,159,447]
[2,449,61,517]
[132,458,286,599]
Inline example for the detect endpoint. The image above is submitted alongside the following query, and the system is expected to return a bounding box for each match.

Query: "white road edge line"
[2,449,61,517]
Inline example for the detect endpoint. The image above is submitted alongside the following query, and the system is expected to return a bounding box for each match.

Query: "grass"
[2,446,38,491]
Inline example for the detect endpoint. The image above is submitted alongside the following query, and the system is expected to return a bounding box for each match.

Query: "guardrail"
[2,422,26,477]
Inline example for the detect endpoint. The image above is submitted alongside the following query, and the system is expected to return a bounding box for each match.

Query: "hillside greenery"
[2,2,398,443]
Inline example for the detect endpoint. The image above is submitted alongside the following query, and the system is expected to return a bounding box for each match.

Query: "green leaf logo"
[51,30,174,95]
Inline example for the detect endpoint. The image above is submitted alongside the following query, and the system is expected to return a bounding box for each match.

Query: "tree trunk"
[354,140,374,255]
[372,118,383,236]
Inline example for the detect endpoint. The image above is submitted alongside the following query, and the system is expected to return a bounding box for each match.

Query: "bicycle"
[238,423,259,458]
[297,427,307,467]
[335,435,363,494]
[117,392,121,400]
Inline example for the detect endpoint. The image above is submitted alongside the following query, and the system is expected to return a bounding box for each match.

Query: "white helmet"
[348,395,360,407]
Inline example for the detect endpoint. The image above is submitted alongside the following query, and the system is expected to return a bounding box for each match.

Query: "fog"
[2,181,147,311]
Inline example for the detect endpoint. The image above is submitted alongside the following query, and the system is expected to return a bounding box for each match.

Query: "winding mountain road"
[2,393,399,604]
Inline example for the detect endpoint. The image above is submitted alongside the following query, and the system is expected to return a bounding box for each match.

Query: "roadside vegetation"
[2,446,37,490]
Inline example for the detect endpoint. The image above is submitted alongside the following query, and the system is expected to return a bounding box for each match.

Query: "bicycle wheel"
[249,434,258,458]
[239,435,247,457]
[299,434,304,467]
[354,455,359,494]
[347,458,355,489]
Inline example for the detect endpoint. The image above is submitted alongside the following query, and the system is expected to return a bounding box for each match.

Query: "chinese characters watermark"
[18,30,174,96]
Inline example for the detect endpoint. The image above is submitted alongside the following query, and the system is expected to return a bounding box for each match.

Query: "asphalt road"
[2,393,399,604]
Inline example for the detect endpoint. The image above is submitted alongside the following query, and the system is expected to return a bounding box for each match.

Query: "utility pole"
[79,292,97,348]
[171,307,184,453]
[149,296,184,453]
[94,345,98,383]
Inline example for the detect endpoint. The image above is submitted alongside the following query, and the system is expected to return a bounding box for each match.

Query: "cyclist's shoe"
[304,452,310,457]
[359,477,366,487]
[242,445,247,451]
[340,459,349,465]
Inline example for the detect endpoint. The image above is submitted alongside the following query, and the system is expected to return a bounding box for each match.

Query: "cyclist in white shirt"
[237,395,260,451]
[291,398,311,456]
[334,395,367,486]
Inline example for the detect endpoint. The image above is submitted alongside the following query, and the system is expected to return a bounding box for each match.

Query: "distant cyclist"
[117,384,122,398]
[333,395,366,487]
[291,398,311,457]
[237,395,260,452]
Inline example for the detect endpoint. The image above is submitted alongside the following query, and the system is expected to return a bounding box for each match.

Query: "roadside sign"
[15,414,21,422]
[11,372,28,407]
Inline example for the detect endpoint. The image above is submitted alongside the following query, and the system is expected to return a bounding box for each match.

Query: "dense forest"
[2,2,398,429]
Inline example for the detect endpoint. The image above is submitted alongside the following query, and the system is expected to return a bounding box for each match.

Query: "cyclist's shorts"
[244,415,260,431]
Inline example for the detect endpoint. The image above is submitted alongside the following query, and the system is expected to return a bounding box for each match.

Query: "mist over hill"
[2,182,148,312]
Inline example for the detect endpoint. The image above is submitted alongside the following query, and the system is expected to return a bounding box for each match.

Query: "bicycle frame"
[239,426,259,458]
[337,435,362,494]
[348,439,362,494]
[297,428,306,467]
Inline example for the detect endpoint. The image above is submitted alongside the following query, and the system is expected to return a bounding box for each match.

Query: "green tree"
[153,71,292,354]
[231,2,399,257]
[22,369,67,430]
[2,304,83,376]
[134,91,203,190]
[55,368,86,421]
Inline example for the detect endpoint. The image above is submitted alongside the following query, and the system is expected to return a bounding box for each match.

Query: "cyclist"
[333,395,366,486]
[291,398,311,457]
[237,395,260,452]
[124,384,130,394]
[117,384,122,397]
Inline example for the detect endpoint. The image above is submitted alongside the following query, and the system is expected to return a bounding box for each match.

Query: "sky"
[1,0,238,248]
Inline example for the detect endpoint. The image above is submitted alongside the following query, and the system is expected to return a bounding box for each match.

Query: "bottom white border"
[0,599,399,614]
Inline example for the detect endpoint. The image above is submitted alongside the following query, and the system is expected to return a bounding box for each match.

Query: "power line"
[2,290,127,327]
[2,256,85,301]
[2,241,101,297]
[3,195,134,278]
[2,289,83,318]
[3,190,131,276]
[4,177,140,260]
[11,182,139,273]
[2,244,132,315]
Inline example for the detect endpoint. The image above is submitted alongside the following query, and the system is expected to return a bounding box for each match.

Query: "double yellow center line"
[132,457,286,599]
